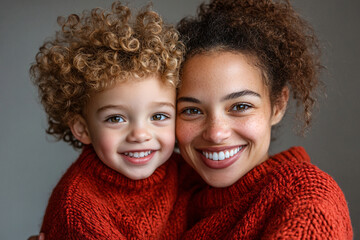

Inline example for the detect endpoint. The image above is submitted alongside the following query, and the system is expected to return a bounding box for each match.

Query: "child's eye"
[230,103,252,112]
[151,113,169,121]
[181,107,202,116]
[106,115,125,123]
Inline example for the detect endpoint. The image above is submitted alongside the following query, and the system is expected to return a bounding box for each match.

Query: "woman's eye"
[181,108,202,115]
[106,115,125,123]
[151,114,169,121]
[230,103,251,112]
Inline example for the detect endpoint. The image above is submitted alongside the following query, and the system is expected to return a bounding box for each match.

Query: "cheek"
[93,129,118,153]
[182,144,199,168]
[176,120,198,146]
[234,116,272,143]
[157,124,176,150]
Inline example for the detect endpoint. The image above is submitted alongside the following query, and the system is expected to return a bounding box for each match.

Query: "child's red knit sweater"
[183,147,353,239]
[41,145,192,239]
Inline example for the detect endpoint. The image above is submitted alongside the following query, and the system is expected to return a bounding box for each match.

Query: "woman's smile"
[198,145,247,169]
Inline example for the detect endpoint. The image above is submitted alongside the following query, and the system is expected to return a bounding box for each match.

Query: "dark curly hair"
[30,1,184,148]
[177,0,322,133]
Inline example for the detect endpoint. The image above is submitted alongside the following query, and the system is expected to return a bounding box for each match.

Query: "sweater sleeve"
[41,187,128,240]
[41,169,129,240]
[263,200,353,239]
[262,165,353,239]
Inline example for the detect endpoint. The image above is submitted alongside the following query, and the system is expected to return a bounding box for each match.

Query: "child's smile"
[122,150,156,165]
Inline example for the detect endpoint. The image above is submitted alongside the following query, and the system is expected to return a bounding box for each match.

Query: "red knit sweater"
[41,145,193,239]
[182,147,353,239]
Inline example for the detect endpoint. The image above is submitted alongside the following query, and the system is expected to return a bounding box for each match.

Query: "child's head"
[31,1,184,179]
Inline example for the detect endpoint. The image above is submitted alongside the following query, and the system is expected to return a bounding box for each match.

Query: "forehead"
[179,51,268,98]
[88,74,176,106]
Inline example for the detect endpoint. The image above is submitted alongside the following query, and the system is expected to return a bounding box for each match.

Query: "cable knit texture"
[41,145,193,239]
[183,147,353,239]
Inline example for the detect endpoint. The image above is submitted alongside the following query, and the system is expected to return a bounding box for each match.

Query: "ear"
[69,115,92,145]
[271,86,289,126]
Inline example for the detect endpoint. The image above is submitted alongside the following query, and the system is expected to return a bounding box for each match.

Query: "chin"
[125,169,155,180]
[200,172,241,188]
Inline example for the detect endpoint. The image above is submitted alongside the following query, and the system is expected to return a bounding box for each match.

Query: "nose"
[126,124,152,143]
[202,117,231,144]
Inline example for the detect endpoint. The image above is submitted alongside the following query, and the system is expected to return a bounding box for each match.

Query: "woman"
[31,0,352,239]
[175,0,352,238]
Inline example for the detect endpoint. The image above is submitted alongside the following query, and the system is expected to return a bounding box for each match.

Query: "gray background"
[0,0,359,239]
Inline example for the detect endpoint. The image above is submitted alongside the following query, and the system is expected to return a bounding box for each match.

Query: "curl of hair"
[177,0,322,133]
[30,1,184,148]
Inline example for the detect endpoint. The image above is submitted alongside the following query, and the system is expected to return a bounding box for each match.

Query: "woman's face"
[176,51,287,187]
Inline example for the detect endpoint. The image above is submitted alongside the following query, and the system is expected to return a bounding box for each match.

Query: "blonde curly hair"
[30,1,184,148]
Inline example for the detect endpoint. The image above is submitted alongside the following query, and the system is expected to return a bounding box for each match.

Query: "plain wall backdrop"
[0,0,359,239]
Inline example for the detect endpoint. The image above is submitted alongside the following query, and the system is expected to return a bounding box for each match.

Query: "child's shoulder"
[47,147,105,207]
[41,150,115,236]
[48,154,96,204]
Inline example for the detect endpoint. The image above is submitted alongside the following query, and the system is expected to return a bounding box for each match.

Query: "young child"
[30,2,188,239]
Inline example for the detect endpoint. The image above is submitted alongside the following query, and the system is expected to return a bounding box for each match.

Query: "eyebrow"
[176,97,201,104]
[177,90,261,104]
[97,102,175,114]
[221,90,261,101]
[150,102,176,109]
[96,104,127,114]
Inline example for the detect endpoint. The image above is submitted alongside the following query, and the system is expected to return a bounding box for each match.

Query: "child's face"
[76,75,176,180]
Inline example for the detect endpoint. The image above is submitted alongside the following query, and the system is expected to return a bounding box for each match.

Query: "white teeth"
[202,147,243,161]
[219,152,225,161]
[124,151,152,158]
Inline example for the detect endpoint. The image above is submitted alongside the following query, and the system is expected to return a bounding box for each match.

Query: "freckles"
[176,122,197,144]
[235,117,269,139]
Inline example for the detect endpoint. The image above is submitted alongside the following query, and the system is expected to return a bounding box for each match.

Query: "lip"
[196,145,246,169]
[197,145,243,152]
[120,150,157,165]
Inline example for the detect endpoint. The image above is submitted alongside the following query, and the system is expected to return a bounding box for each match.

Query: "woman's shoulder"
[262,147,353,239]
[268,146,346,202]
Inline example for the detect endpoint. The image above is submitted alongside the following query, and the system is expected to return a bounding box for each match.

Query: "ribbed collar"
[192,146,310,208]
[77,145,175,190]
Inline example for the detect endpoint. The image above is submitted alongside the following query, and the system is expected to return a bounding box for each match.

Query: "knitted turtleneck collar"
[77,145,175,190]
[192,147,310,208]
